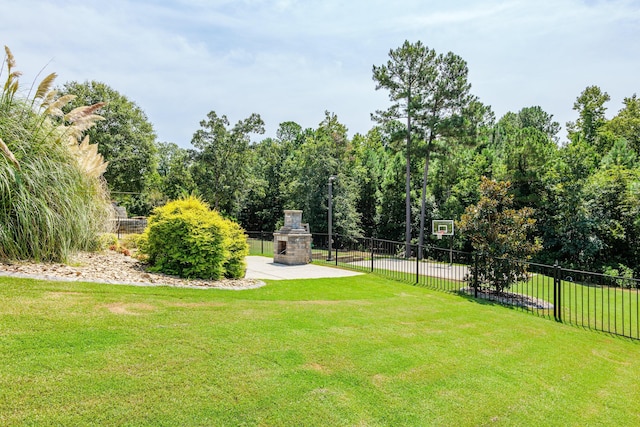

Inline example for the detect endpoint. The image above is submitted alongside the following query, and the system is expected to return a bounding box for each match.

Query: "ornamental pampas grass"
[0,45,111,262]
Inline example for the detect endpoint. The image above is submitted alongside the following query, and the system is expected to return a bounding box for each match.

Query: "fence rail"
[109,218,148,238]
[248,231,640,341]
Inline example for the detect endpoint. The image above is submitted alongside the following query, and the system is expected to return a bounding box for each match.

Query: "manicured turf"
[509,275,640,339]
[1,274,639,426]
[248,238,274,256]
[316,253,640,340]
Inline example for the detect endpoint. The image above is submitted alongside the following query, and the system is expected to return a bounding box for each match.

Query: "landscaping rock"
[0,251,264,290]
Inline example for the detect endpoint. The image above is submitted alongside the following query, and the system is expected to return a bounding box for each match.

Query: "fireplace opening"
[277,240,287,255]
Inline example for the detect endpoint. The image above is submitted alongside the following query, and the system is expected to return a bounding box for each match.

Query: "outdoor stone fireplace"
[273,210,312,265]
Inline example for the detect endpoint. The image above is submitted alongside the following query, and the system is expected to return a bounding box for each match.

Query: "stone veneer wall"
[273,210,312,265]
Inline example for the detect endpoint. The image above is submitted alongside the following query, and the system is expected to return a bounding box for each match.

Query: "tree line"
[58,41,640,277]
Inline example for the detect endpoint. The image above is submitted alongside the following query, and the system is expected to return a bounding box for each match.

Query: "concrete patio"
[244,256,363,281]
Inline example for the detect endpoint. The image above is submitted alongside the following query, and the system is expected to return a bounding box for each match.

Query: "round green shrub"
[140,196,248,279]
[223,219,249,279]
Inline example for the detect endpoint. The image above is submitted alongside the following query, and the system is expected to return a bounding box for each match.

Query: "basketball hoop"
[431,219,454,267]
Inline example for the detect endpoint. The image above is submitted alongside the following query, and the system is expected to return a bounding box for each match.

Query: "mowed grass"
[316,253,640,340]
[507,275,640,339]
[1,274,639,426]
[248,238,274,256]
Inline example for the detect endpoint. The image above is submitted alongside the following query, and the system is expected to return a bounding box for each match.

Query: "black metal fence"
[109,218,148,238]
[248,231,640,341]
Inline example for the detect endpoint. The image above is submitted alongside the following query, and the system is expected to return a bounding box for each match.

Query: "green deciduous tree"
[567,85,610,150]
[156,141,196,201]
[60,81,159,215]
[239,135,287,231]
[191,111,264,217]
[276,121,303,147]
[351,129,384,237]
[280,112,361,237]
[538,139,601,267]
[457,177,541,293]
[377,150,412,241]
[602,94,640,156]
[583,165,640,273]
[493,126,557,209]
[501,106,560,142]
[600,138,637,169]
[428,144,491,243]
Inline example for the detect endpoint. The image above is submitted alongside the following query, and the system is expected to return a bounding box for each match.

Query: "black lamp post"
[327,175,337,261]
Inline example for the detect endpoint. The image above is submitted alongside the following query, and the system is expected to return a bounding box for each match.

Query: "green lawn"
[248,239,334,259]
[1,274,639,426]
[248,238,274,256]
[505,275,640,339]
[317,253,640,340]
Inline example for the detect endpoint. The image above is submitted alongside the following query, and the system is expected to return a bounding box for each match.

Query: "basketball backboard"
[432,219,454,236]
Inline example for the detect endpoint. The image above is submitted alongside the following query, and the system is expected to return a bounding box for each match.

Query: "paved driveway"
[245,256,363,281]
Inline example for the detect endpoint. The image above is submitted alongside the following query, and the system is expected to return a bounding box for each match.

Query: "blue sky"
[3,0,639,147]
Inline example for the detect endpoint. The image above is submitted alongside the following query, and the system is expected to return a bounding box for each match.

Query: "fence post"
[473,252,478,298]
[335,244,338,266]
[416,245,420,285]
[261,231,264,255]
[370,238,374,272]
[556,263,562,322]
[553,261,560,321]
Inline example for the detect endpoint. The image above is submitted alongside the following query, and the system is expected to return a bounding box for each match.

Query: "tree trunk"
[418,138,434,260]
[405,113,412,259]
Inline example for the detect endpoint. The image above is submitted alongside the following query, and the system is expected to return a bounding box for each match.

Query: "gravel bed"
[459,287,553,310]
[0,251,265,290]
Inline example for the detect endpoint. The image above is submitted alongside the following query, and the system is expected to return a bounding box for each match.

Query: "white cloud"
[2,0,639,145]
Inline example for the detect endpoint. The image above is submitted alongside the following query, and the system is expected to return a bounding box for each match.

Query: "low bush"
[139,196,248,279]
[603,263,635,287]
[90,233,119,251]
[121,233,143,250]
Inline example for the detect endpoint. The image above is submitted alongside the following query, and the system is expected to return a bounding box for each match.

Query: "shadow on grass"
[455,289,555,320]
[456,291,516,308]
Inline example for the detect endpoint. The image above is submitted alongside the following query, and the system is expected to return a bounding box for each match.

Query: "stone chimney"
[273,210,312,265]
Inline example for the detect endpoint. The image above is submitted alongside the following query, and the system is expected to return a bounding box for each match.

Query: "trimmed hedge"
[139,196,248,279]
